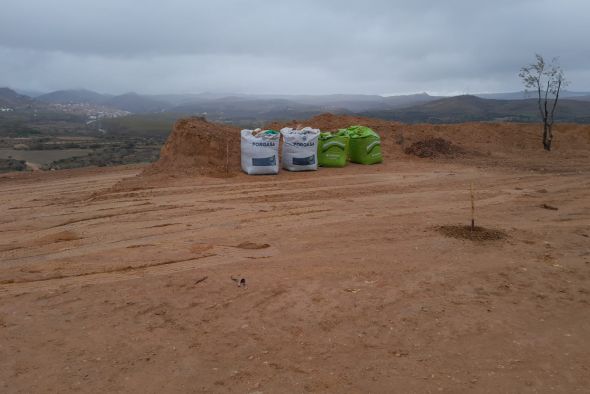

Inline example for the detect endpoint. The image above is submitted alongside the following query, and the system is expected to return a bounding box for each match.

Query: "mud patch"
[437,225,507,241]
[236,242,270,250]
[405,137,463,158]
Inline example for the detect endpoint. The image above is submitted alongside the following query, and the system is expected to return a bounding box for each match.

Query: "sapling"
[470,182,475,231]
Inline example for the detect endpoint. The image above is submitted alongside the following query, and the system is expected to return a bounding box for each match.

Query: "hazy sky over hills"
[1,0,589,95]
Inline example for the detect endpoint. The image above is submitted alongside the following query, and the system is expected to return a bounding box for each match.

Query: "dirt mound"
[145,117,241,177]
[94,114,590,198]
[404,137,463,158]
[268,113,388,132]
[268,113,590,164]
[437,225,507,241]
[268,113,404,159]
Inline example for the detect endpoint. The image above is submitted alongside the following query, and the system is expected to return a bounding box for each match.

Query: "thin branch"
[536,78,544,120]
[544,79,550,122]
[549,78,562,126]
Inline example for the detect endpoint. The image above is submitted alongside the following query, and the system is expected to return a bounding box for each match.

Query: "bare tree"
[519,54,568,151]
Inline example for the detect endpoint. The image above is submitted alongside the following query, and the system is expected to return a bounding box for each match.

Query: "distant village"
[48,103,130,119]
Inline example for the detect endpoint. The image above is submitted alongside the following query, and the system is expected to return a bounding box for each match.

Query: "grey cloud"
[0,0,589,94]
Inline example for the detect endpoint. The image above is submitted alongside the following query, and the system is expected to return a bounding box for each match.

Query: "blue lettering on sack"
[252,156,277,166]
[292,155,316,166]
[252,142,276,147]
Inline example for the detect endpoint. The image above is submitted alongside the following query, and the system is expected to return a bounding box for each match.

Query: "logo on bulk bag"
[366,140,381,153]
[321,141,346,151]
[292,142,315,147]
[252,142,276,147]
[292,155,316,166]
[252,156,277,166]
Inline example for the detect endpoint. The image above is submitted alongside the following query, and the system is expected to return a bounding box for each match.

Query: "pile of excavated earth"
[144,117,241,177]
[140,113,590,180]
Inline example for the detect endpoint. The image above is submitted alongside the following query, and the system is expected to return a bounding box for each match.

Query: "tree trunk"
[543,123,553,151]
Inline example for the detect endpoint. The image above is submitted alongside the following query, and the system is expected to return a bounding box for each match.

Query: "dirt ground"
[1,120,590,393]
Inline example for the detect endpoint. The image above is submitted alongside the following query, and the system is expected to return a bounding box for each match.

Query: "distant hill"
[170,96,348,124]
[37,90,170,113]
[0,87,34,108]
[14,89,47,98]
[475,91,537,100]
[150,92,233,106]
[476,90,590,100]
[383,93,441,108]
[252,94,391,112]
[37,89,112,105]
[7,87,590,125]
[165,93,439,119]
[247,92,438,109]
[104,93,170,114]
[568,95,590,102]
[362,95,590,123]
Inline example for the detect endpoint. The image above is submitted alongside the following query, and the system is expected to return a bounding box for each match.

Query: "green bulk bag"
[336,129,352,161]
[340,126,382,165]
[318,132,349,167]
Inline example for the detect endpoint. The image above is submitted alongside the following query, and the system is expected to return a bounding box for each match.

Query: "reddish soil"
[1,115,590,393]
[146,117,241,177]
[404,138,463,158]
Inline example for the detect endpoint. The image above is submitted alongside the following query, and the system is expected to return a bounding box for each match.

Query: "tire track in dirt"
[47,205,189,229]
[0,245,276,295]
[1,215,219,264]
[1,255,213,286]
[0,177,119,194]
[93,172,406,202]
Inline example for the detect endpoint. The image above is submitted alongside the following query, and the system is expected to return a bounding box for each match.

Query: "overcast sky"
[1,0,589,95]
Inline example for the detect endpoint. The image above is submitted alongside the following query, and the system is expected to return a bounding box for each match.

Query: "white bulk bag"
[280,127,320,171]
[241,129,280,175]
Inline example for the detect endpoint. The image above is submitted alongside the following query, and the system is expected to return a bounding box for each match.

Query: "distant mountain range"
[2,87,590,124]
[361,95,590,123]
[29,89,442,114]
[475,90,590,101]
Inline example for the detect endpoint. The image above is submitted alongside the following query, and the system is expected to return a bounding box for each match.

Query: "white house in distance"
[0,107,15,112]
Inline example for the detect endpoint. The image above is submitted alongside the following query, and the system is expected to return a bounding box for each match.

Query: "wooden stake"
[225,139,230,175]
[470,182,475,231]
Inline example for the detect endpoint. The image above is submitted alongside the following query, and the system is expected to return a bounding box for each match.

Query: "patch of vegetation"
[44,143,161,169]
[0,118,42,136]
[102,113,183,137]
[404,138,464,158]
[0,158,27,172]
